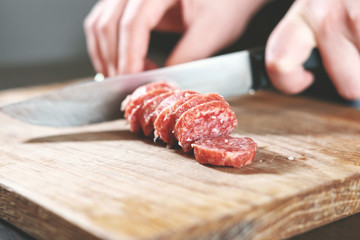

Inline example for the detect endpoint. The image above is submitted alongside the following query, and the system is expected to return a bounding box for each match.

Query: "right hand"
[265,0,360,100]
[84,0,268,77]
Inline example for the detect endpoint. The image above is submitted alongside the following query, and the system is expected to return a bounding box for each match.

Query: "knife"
[0,48,324,127]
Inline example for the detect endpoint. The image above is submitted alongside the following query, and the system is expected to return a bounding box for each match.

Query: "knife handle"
[249,49,360,107]
[249,48,327,90]
[249,48,269,90]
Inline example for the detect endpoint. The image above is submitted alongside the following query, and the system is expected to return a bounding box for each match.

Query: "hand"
[84,0,267,76]
[265,0,360,100]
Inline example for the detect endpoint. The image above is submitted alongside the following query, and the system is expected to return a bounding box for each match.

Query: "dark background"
[1,0,360,239]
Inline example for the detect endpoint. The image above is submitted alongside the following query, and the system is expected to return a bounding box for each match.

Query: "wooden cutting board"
[1,82,360,240]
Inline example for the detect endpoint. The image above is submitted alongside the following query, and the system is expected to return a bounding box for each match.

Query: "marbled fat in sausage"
[172,93,227,125]
[174,101,237,152]
[122,82,257,168]
[192,136,257,168]
[153,90,199,144]
[126,89,172,133]
[138,92,174,136]
[121,82,178,112]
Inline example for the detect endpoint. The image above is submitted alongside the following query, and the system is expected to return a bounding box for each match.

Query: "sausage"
[126,89,173,133]
[121,82,178,112]
[138,92,174,137]
[122,82,257,168]
[192,136,257,168]
[174,101,237,152]
[172,93,227,125]
[151,92,226,146]
[153,90,199,144]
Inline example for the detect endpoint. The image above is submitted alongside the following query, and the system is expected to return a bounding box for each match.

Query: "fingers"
[154,1,184,33]
[319,41,360,100]
[265,13,317,94]
[144,59,158,71]
[344,0,360,45]
[84,0,128,76]
[165,18,227,66]
[166,13,245,66]
[84,0,107,75]
[97,0,128,76]
[315,2,360,100]
[84,0,177,76]
[266,0,360,100]
[84,0,267,76]
[118,0,176,74]
[166,0,267,66]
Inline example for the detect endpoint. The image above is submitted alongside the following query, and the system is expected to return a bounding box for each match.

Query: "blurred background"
[1,0,357,108]
[0,0,292,90]
[0,0,97,89]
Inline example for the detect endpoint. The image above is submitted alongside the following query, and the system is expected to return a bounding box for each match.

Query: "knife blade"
[0,48,323,127]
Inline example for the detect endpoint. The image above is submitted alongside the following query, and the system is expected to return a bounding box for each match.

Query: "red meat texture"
[121,82,178,112]
[192,137,257,168]
[154,93,200,145]
[121,82,257,168]
[174,101,237,152]
[153,90,199,144]
[172,93,227,124]
[138,92,174,136]
[126,89,172,133]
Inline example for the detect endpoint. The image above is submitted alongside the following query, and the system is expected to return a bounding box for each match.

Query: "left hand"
[265,0,360,100]
[83,0,267,77]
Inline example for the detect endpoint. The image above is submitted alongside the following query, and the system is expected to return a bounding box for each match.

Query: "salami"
[121,81,257,168]
[153,90,199,144]
[138,92,174,136]
[174,101,237,152]
[126,89,172,133]
[172,93,227,125]
[121,82,178,112]
[192,136,257,168]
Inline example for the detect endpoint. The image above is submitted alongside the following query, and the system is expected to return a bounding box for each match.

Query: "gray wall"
[0,0,97,89]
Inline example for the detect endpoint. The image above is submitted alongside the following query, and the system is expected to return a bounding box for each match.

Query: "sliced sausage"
[153,90,199,144]
[174,101,237,152]
[138,92,174,137]
[172,93,227,125]
[121,82,178,112]
[192,136,257,168]
[127,89,173,133]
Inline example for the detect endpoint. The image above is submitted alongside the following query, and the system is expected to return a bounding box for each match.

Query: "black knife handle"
[249,48,360,107]
[249,48,269,90]
[249,48,326,90]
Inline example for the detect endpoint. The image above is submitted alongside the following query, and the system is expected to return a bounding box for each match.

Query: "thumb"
[265,11,317,94]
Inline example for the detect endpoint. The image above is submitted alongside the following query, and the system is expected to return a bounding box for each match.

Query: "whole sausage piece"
[192,136,257,168]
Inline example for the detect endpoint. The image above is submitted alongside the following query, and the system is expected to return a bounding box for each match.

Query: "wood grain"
[0,83,360,240]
